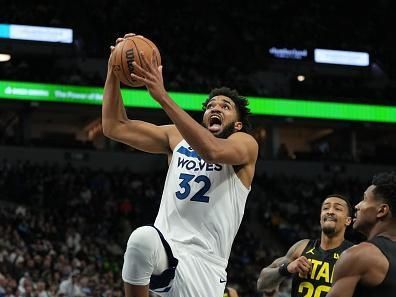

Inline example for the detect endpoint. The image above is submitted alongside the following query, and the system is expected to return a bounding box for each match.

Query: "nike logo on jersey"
[220,279,227,283]
[306,247,315,255]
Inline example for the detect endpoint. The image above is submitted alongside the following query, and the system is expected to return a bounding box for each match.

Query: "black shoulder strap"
[301,239,317,255]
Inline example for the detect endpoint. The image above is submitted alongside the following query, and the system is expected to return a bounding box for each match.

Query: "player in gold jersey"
[257,194,353,297]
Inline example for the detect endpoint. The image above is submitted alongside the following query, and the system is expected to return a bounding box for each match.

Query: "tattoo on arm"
[257,257,290,291]
[257,239,307,291]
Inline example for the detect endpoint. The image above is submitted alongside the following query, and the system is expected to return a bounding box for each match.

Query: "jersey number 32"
[175,173,211,203]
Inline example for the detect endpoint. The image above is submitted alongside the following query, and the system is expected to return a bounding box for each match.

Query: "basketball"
[111,35,161,87]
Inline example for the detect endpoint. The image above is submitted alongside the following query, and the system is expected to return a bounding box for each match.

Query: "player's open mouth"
[208,114,222,132]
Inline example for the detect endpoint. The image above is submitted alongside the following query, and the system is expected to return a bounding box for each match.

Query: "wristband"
[278,263,292,277]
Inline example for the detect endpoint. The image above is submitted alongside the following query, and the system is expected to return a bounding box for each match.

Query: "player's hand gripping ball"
[112,35,161,87]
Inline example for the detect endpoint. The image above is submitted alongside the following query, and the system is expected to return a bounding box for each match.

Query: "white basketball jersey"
[154,139,250,263]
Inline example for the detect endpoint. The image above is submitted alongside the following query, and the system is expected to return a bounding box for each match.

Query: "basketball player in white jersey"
[102,33,258,297]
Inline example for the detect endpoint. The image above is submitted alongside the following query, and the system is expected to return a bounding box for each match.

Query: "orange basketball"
[111,35,161,87]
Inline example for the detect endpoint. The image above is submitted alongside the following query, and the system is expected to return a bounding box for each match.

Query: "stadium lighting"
[314,48,369,66]
[297,75,305,82]
[0,24,73,43]
[0,54,11,62]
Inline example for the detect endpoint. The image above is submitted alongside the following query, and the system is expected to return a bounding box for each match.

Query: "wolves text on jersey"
[177,157,223,172]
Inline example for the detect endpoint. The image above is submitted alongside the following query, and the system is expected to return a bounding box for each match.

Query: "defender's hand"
[287,256,311,276]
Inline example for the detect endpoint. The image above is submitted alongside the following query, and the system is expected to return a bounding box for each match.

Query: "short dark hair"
[372,172,396,213]
[202,87,252,132]
[322,194,353,217]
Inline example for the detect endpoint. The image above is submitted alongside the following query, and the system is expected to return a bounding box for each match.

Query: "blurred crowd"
[0,159,162,297]
[0,159,370,297]
[1,1,396,103]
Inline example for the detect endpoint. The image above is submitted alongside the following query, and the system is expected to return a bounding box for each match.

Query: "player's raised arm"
[130,50,258,166]
[257,239,310,291]
[101,36,174,155]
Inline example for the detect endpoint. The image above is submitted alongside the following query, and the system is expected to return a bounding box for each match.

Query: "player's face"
[353,185,381,235]
[320,197,351,236]
[202,95,242,138]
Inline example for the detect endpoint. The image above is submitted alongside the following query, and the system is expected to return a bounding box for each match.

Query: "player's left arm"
[129,49,258,165]
[195,132,258,165]
[327,246,364,297]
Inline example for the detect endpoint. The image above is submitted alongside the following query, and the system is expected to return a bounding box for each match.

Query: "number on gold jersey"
[298,282,330,297]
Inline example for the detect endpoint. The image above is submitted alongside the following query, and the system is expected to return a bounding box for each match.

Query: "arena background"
[0,1,395,297]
